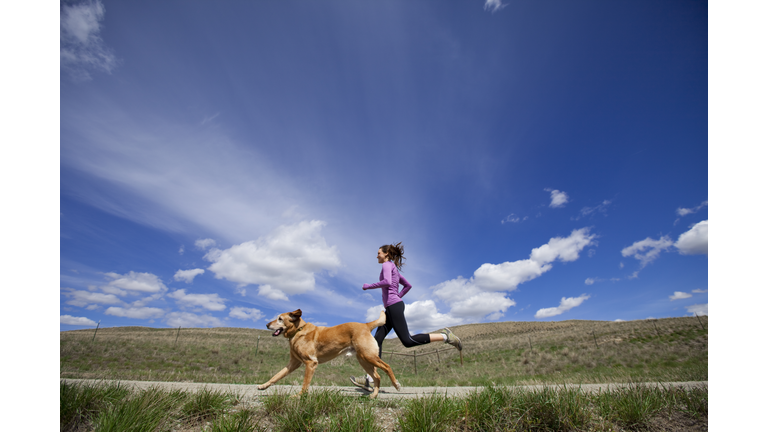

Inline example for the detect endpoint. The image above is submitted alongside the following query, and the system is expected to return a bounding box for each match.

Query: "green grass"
[61,316,707,387]
[61,381,708,431]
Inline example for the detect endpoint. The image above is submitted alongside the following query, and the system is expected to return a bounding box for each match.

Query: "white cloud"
[669,291,692,301]
[585,278,595,285]
[448,293,515,320]
[61,315,97,326]
[675,220,708,255]
[686,303,708,316]
[195,238,216,250]
[404,300,464,331]
[473,228,595,291]
[535,294,590,318]
[62,289,122,307]
[428,228,595,326]
[168,289,227,311]
[165,312,223,328]
[102,271,168,296]
[178,245,185,255]
[205,220,341,299]
[546,189,569,208]
[621,236,674,268]
[174,268,205,283]
[484,0,507,13]
[614,319,625,322]
[676,201,708,217]
[105,306,164,319]
[60,0,118,81]
[229,307,264,322]
[692,289,708,293]
[365,306,386,323]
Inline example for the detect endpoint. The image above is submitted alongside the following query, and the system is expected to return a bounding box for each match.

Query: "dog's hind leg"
[364,354,401,392]
[258,357,301,390]
[356,356,381,399]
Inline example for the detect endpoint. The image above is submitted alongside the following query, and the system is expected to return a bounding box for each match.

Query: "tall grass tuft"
[209,408,265,432]
[518,387,593,431]
[595,384,666,429]
[266,388,352,432]
[398,393,459,432]
[181,387,233,422]
[92,386,185,432]
[327,402,382,432]
[60,381,130,432]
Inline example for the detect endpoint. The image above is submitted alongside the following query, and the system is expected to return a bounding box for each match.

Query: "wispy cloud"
[501,213,527,224]
[61,315,98,326]
[229,307,264,322]
[60,0,118,81]
[105,306,164,319]
[545,189,569,208]
[686,303,708,316]
[168,289,227,311]
[484,0,508,13]
[165,312,223,328]
[621,236,674,269]
[535,294,590,318]
[574,200,612,220]
[669,291,692,301]
[676,200,708,218]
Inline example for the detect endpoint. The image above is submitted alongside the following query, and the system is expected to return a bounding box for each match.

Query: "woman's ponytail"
[380,242,406,270]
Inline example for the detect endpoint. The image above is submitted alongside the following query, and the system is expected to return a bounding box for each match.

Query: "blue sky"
[58,0,710,333]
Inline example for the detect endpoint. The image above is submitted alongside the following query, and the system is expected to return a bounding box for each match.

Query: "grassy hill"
[60,315,707,386]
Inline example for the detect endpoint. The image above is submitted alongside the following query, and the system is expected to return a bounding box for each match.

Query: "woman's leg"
[373,308,394,359]
[387,302,431,349]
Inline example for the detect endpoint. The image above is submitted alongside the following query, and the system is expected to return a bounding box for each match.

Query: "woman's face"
[377,248,389,263]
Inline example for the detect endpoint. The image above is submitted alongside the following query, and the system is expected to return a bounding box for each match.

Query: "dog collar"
[290,325,305,339]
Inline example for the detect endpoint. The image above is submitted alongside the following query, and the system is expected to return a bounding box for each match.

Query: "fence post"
[255,336,260,357]
[174,326,181,346]
[592,331,598,349]
[528,336,532,350]
[436,348,440,363]
[91,321,100,343]
[695,313,706,331]
[413,351,417,375]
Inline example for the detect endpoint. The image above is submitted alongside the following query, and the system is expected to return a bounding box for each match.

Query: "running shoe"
[349,375,373,391]
[440,328,463,351]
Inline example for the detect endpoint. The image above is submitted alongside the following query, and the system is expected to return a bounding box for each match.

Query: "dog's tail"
[366,310,386,331]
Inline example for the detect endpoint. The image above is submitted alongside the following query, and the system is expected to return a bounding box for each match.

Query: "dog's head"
[266,309,302,338]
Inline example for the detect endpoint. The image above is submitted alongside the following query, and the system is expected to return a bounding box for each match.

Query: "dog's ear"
[288,309,302,322]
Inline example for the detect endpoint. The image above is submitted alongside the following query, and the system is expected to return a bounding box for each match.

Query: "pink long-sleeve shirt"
[362,261,412,307]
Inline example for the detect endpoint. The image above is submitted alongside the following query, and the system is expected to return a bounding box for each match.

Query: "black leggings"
[374,301,431,358]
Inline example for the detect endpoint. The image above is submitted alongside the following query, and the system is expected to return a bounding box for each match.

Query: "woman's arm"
[363,262,393,290]
[398,274,412,297]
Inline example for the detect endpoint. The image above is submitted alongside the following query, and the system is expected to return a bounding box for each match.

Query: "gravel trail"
[61,379,707,400]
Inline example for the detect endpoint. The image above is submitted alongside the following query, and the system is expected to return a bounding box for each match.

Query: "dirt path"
[61,379,707,400]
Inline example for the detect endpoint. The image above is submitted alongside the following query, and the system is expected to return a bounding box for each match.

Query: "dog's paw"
[394,381,401,391]
[257,384,268,390]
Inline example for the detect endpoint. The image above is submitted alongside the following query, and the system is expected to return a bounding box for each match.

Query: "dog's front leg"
[258,357,301,390]
[299,357,319,395]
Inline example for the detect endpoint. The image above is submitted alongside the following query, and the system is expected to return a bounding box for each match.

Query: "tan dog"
[257,309,401,398]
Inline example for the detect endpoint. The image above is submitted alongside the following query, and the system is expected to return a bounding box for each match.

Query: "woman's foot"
[349,375,373,391]
[440,328,463,351]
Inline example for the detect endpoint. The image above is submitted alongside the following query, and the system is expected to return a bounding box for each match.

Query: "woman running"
[350,242,462,391]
